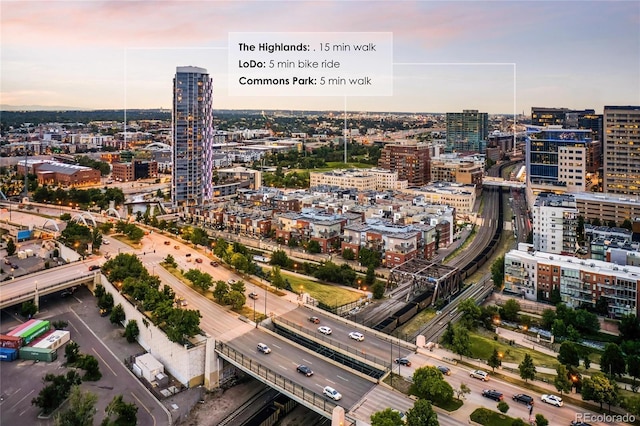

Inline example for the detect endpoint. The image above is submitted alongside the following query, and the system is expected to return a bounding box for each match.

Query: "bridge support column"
[204,338,220,390]
[331,406,345,426]
[34,286,39,309]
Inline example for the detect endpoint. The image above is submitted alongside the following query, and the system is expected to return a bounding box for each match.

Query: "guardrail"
[274,316,391,370]
[215,341,356,425]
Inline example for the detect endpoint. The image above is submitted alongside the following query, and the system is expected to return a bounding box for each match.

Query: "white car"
[349,331,364,341]
[541,394,563,407]
[318,326,332,335]
[323,386,342,401]
[102,239,110,245]
[470,370,489,381]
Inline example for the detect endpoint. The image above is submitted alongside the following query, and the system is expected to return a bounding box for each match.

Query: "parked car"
[323,386,342,401]
[185,253,192,257]
[210,261,219,267]
[349,331,364,341]
[437,366,451,376]
[296,365,313,376]
[99,308,109,317]
[470,370,489,381]
[195,258,203,263]
[394,358,411,366]
[308,316,320,324]
[482,389,504,401]
[541,394,563,407]
[257,343,271,354]
[512,394,534,405]
[228,279,237,285]
[249,292,258,300]
[60,290,72,298]
[174,245,180,249]
[164,241,171,245]
[88,265,100,271]
[318,326,332,335]
[102,239,109,245]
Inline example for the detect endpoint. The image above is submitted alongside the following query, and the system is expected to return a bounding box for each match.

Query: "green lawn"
[308,162,373,172]
[282,272,363,306]
[396,308,437,337]
[469,408,518,426]
[468,331,559,369]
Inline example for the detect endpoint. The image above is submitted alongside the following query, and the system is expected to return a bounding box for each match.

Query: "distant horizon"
[2,1,638,114]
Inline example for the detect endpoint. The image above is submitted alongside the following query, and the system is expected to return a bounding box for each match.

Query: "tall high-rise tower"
[603,106,640,195]
[172,66,214,209]
[445,110,489,153]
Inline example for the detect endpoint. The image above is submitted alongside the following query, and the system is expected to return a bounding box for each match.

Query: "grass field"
[282,272,363,306]
[469,408,517,426]
[307,162,373,172]
[396,308,437,337]
[468,331,559,369]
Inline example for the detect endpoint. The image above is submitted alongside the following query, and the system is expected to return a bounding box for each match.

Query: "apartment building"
[505,248,639,318]
[378,142,431,186]
[532,192,578,255]
[603,105,640,195]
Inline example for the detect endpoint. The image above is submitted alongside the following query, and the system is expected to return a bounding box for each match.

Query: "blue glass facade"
[526,129,590,184]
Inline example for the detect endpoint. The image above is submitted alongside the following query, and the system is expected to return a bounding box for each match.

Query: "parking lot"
[0,287,173,425]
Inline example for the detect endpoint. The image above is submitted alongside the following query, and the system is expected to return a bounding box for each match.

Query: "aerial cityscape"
[1,1,640,426]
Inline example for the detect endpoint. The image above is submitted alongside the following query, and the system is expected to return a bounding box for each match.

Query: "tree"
[342,248,355,260]
[406,399,438,426]
[270,266,285,290]
[574,309,600,334]
[98,292,114,312]
[541,308,556,330]
[164,254,177,268]
[230,280,246,293]
[500,299,520,322]
[451,325,471,360]
[558,342,580,366]
[595,296,609,316]
[163,309,202,343]
[441,322,455,346]
[550,287,562,304]
[21,300,38,318]
[6,238,16,255]
[582,350,591,370]
[270,250,289,267]
[497,401,509,413]
[230,252,249,271]
[365,264,376,286]
[54,385,97,426]
[371,282,385,299]
[110,304,126,325]
[552,319,567,339]
[77,354,102,381]
[519,353,536,382]
[225,290,246,310]
[582,373,619,411]
[101,395,138,426]
[65,341,80,364]
[490,256,505,288]
[92,227,102,250]
[554,364,573,396]
[488,348,502,372]
[370,408,403,426]
[627,355,640,388]
[454,383,470,400]
[620,314,640,340]
[213,280,229,302]
[409,366,454,405]
[32,371,82,415]
[600,343,626,377]
[458,298,481,329]
[535,414,549,426]
[124,320,139,343]
[52,320,68,330]
[566,325,581,342]
[307,240,321,254]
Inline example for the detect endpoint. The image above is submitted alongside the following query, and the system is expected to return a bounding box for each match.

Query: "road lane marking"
[9,389,34,412]
[302,359,312,364]
[92,347,118,377]
[272,344,281,349]
[337,375,349,382]
[327,379,336,384]
[131,391,157,426]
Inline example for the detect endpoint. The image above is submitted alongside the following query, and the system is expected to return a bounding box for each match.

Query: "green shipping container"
[19,347,57,362]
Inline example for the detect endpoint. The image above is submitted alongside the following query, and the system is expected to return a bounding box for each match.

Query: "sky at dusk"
[1,0,639,114]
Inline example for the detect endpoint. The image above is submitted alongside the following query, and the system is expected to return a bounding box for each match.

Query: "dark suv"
[482,389,504,401]
[512,393,534,405]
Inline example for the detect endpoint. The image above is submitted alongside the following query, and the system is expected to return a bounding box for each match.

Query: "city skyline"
[1,1,639,114]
